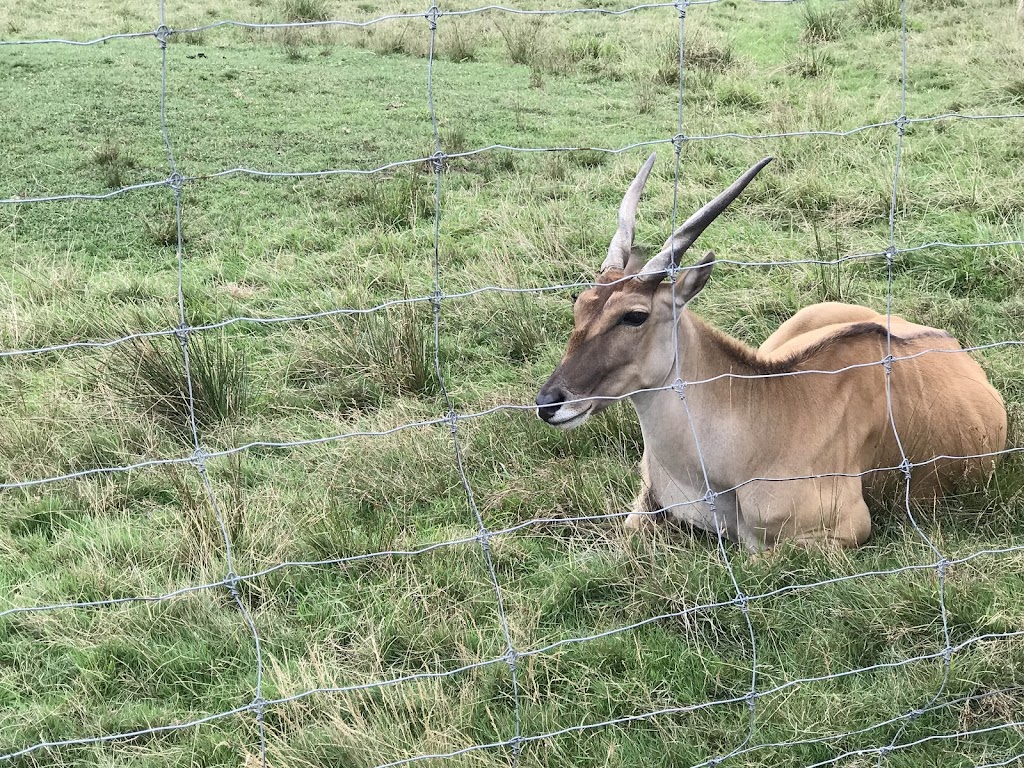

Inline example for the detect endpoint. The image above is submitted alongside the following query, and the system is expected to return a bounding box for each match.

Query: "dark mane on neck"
[691,315,795,375]
[691,315,948,376]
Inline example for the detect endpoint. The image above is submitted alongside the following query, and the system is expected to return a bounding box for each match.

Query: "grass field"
[2,0,1024,765]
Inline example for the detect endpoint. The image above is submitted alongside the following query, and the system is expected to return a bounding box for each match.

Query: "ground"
[1,0,1023,766]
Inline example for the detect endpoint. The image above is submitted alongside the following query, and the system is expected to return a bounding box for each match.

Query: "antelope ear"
[675,250,715,304]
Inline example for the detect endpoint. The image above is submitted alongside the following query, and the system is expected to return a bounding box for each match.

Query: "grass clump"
[854,0,902,30]
[291,302,441,410]
[801,2,846,42]
[92,141,137,190]
[105,331,251,443]
[283,0,330,22]
[440,22,477,63]
[656,31,734,86]
[495,18,544,66]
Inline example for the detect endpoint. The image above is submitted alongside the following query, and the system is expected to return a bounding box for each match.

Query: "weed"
[171,29,207,45]
[655,31,733,86]
[567,149,609,169]
[92,141,137,190]
[854,0,902,30]
[489,292,549,362]
[347,168,432,230]
[283,0,330,22]
[1003,79,1024,106]
[716,81,764,110]
[441,22,476,63]
[809,219,851,302]
[365,23,420,56]
[495,18,543,66]
[291,301,441,406]
[141,212,181,248]
[636,79,658,114]
[105,331,251,443]
[801,2,846,42]
[278,27,307,59]
[441,126,469,155]
[789,45,837,78]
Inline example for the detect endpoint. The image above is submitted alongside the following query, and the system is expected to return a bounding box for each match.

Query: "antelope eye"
[619,311,649,327]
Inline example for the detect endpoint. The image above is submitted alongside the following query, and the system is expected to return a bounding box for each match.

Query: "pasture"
[1,0,1024,765]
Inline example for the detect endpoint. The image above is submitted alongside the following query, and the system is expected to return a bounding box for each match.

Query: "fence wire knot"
[896,114,908,136]
[430,289,444,314]
[154,25,171,46]
[429,150,446,174]
[447,409,459,434]
[191,447,209,469]
[425,5,440,30]
[884,245,897,267]
[477,526,492,552]
[898,457,913,479]
[174,323,190,345]
[504,647,518,668]
[167,172,184,191]
[224,571,240,596]
[882,354,894,374]
[674,1,689,19]
[672,378,687,400]
[671,133,687,153]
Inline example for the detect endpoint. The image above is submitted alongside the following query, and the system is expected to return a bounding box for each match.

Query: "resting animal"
[535,155,1007,549]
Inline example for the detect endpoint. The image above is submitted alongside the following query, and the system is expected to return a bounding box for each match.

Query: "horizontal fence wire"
[1,1,1023,767]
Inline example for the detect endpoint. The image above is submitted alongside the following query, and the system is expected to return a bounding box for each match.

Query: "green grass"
[2,0,1024,765]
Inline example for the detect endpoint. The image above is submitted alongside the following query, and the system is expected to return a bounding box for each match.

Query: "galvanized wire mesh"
[1,1,1023,766]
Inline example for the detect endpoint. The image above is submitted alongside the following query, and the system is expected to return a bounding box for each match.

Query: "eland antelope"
[535,155,1007,549]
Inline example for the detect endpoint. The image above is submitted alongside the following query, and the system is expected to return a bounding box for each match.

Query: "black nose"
[536,388,567,422]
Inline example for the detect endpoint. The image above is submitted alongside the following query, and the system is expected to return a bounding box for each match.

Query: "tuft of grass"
[441,125,469,155]
[1002,78,1024,106]
[283,0,330,22]
[494,18,543,66]
[347,168,432,230]
[92,141,137,190]
[801,2,846,42]
[105,331,251,443]
[789,45,837,78]
[489,292,549,362]
[854,0,902,30]
[171,29,207,45]
[361,22,421,56]
[290,302,441,409]
[440,22,476,63]
[656,31,734,86]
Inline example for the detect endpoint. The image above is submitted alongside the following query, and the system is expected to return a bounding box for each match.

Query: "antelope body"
[536,155,1007,549]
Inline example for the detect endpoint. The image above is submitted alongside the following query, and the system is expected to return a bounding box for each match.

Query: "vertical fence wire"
[425,6,523,764]
[158,1,268,764]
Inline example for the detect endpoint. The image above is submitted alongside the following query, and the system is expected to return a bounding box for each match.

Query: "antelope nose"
[536,388,567,422]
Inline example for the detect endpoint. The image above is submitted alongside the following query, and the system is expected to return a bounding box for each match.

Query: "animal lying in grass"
[535,154,1007,549]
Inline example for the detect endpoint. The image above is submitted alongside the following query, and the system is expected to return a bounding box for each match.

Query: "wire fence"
[1,0,1023,766]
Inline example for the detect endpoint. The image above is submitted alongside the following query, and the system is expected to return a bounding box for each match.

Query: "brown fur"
[539,285,1008,549]
[538,157,1006,549]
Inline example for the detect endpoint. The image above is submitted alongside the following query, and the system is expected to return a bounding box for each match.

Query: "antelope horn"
[600,153,657,273]
[639,156,773,281]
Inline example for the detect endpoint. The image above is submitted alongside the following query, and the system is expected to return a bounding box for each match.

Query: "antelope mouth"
[543,404,594,430]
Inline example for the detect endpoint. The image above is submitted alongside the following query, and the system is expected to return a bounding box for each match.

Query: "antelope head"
[535,154,773,429]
